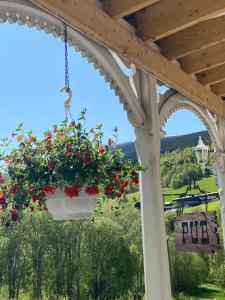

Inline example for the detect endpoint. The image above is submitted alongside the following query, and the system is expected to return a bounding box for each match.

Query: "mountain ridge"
[119,130,210,162]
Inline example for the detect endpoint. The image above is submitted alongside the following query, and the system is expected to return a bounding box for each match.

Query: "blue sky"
[0,23,205,143]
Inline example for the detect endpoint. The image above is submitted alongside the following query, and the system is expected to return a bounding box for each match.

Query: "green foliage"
[160,147,210,188]
[169,242,208,294]
[0,199,143,300]
[0,112,142,224]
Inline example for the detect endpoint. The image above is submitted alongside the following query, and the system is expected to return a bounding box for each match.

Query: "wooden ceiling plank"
[160,16,225,60]
[197,63,225,85]
[31,0,225,117]
[211,80,225,96]
[179,42,225,74]
[103,0,159,19]
[136,0,225,41]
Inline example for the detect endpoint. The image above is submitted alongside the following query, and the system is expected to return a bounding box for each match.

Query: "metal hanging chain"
[59,23,73,121]
[64,23,70,92]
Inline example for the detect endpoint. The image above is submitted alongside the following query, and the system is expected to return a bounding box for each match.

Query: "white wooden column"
[134,71,172,300]
[215,155,225,248]
[215,117,225,249]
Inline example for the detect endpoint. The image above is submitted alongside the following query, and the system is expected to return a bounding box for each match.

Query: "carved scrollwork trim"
[158,91,221,151]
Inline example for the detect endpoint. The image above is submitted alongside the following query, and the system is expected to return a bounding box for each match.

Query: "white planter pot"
[45,188,99,220]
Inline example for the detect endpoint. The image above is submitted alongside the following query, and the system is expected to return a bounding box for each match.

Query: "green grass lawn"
[126,176,219,212]
[163,175,218,203]
[173,284,225,299]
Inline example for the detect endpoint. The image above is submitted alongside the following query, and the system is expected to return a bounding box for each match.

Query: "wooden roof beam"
[179,42,225,74]
[135,0,225,42]
[211,81,225,96]
[197,64,225,86]
[160,16,225,60]
[31,0,225,118]
[102,0,159,19]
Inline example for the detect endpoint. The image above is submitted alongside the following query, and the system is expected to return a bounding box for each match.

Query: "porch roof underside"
[31,0,225,118]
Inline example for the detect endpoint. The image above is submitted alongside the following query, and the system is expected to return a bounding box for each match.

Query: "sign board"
[174,212,220,253]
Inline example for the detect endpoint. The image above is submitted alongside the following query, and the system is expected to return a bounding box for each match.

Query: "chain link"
[64,23,70,92]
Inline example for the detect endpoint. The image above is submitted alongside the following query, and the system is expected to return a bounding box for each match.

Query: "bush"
[169,242,208,294]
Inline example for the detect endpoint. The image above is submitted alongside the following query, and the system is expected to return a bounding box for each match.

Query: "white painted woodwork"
[31,0,225,119]
[135,73,172,300]
[215,159,225,249]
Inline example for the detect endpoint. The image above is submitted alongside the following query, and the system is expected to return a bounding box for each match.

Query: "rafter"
[160,16,225,60]
[135,0,225,41]
[103,0,158,19]
[179,42,225,74]
[31,0,225,117]
[211,80,225,96]
[197,64,225,85]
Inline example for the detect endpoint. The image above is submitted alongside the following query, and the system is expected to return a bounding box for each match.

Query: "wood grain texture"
[103,0,158,19]
[197,63,225,85]
[136,0,225,41]
[180,42,225,74]
[211,80,225,96]
[175,212,220,253]
[160,16,225,60]
[31,0,225,117]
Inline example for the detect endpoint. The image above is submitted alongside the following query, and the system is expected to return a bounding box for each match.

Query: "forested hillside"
[118,130,211,161]
[160,147,214,188]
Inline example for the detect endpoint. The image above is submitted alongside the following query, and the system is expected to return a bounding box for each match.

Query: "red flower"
[17,136,22,142]
[84,156,92,165]
[98,146,105,154]
[119,187,125,194]
[108,139,113,146]
[45,131,52,140]
[48,160,55,170]
[23,155,29,161]
[120,180,128,188]
[65,152,71,157]
[85,186,99,195]
[0,175,4,183]
[74,152,79,157]
[12,185,17,194]
[32,194,40,202]
[42,185,56,196]
[0,197,5,205]
[70,121,75,128]
[1,203,8,211]
[29,136,36,143]
[74,183,83,191]
[104,183,114,194]
[131,170,138,177]
[11,208,18,222]
[132,178,139,185]
[112,174,120,180]
[64,186,78,198]
[53,126,57,133]
[90,128,94,133]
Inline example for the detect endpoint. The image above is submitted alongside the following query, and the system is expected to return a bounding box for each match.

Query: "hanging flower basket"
[0,110,142,223]
[45,187,99,220]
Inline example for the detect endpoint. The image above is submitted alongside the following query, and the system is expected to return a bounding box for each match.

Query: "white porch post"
[215,156,225,248]
[215,117,225,249]
[134,71,172,300]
